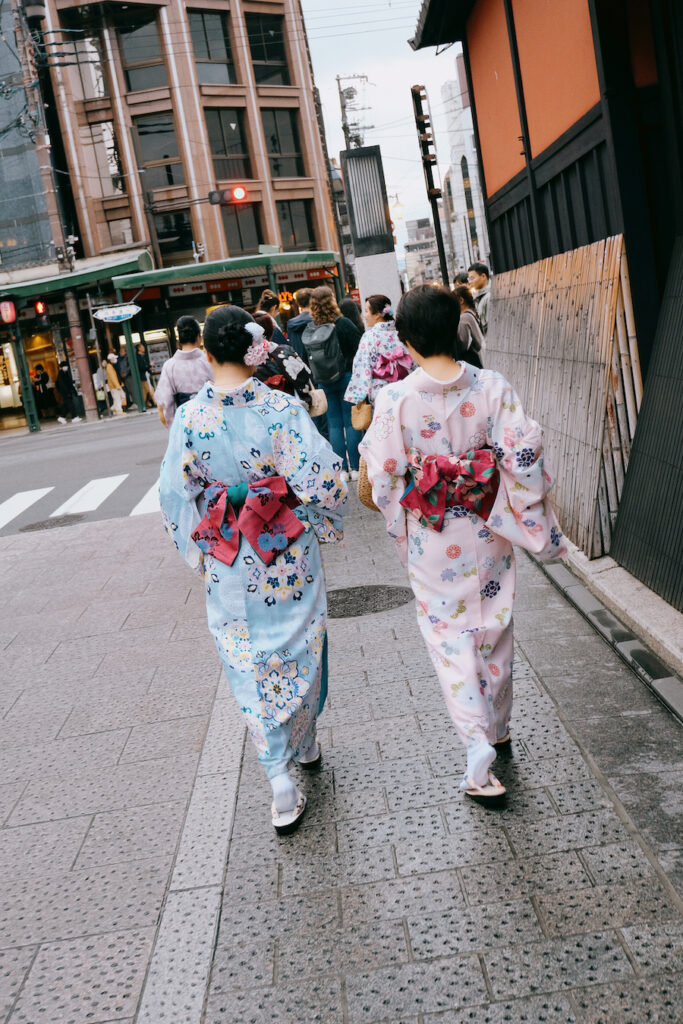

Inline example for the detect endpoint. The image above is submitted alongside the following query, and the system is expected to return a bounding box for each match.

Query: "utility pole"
[336,74,373,150]
[410,84,449,287]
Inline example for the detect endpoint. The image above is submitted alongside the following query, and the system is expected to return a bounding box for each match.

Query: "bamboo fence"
[486,235,642,558]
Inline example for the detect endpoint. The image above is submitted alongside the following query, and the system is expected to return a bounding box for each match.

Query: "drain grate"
[20,513,86,532]
[327,584,413,619]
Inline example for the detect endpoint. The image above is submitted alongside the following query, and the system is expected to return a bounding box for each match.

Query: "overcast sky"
[299,0,460,254]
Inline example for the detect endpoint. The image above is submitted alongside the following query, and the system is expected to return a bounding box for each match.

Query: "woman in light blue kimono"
[159,306,347,833]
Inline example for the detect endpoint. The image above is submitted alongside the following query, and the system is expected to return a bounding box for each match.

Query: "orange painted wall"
[512,0,600,158]
[467,0,524,197]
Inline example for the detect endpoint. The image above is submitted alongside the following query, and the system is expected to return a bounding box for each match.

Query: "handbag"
[357,457,379,511]
[351,400,372,431]
[309,388,328,417]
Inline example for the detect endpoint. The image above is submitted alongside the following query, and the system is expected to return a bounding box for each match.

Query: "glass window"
[134,113,185,188]
[277,199,314,251]
[119,14,167,92]
[154,209,194,266]
[107,218,133,247]
[261,109,303,178]
[245,13,289,85]
[205,109,251,179]
[71,35,107,100]
[80,121,125,198]
[222,203,262,255]
[189,10,236,85]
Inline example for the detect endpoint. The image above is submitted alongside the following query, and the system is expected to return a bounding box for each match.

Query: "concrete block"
[408,899,543,958]
[341,870,465,926]
[345,956,488,1023]
[170,772,240,891]
[76,800,186,869]
[0,946,36,1020]
[459,850,591,905]
[537,877,678,937]
[571,973,683,1023]
[423,994,578,1023]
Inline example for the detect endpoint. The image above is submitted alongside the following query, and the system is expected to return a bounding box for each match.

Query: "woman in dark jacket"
[453,285,485,368]
[252,312,317,411]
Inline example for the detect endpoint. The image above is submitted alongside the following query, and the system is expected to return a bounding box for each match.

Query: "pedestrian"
[339,297,364,335]
[285,288,312,358]
[159,305,347,833]
[360,285,567,799]
[255,289,287,347]
[453,285,485,368]
[92,366,108,418]
[154,316,213,428]
[252,312,324,414]
[55,360,82,423]
[453,270,469,286]
[344,294,412,411]
[467,262,491,334]
[303,286,363,480]
[32,364,51,418]
[118,346,135,411]
[136,343,156,408]
[105,353,126,416]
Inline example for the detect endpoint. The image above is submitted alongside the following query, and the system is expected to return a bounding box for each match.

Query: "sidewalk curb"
[529,552,683,723]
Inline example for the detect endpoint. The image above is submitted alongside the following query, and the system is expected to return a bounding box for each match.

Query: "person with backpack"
[302,286,362,480]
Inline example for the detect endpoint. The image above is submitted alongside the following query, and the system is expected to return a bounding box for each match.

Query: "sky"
[299,0,461,254]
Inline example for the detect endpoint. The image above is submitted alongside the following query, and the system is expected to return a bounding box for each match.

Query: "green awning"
[0,249,154,301]
[112,250,340,291]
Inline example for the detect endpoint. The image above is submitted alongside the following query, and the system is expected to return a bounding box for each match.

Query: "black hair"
[453,284,477,312]
[365,294,394,322]
[468,262,489,279]
[176,316,201,346]
[253,311,274,341]
[339,297,364,332]
[453,271,469,285]
[257,289,279,314]
[203,305,255,364]
[395,285,465,359]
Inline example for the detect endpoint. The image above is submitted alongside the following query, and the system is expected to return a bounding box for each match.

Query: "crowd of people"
[158,276,566,832]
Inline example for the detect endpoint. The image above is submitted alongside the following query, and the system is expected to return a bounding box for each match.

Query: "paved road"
[0,413,167,535]
[0,494,681,1023]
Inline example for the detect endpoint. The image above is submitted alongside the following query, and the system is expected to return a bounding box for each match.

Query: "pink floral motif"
[460,401,475,417]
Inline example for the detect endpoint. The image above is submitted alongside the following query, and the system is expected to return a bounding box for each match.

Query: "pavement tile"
[0,729,130,789]
[206,936,275,991]
[580,840,657,885]
[0,709,71,751]
[571,972,683,1023]
[345,957,488,1023]
[0,946,36,1021]
[494,754,592,790]
[459,850,592,905]
[217,891,341,944]
[408,898,544,958]
[60,688,216,737]
[537,877,678,936]
[9,928,155,1024]
[75,800,186,869]
[333,756,431,791]
[444,788,557,831]
[395,830,512,876]
[621,919,683,973]
[119,714,209,763]
[0,782,24,826]
[0,817,90,880]
[171,772,239,890]
[277,920,409,982]
[280,846,397,897]
[505,808,627,857]
[336,806,446,852]
[548,778,613,815]
[204,978,343,1024]
[341,870,465,925]
[604,768,683,848]
[483,930,634,999]
[422,993,578,1023]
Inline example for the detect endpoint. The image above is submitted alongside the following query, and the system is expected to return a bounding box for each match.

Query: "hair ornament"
[382,305,394,317]
[244,321,265,341]
[243,320,270,366]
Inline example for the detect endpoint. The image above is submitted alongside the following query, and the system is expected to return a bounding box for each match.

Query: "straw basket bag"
[357,458,379,511]
[351,400,373,431]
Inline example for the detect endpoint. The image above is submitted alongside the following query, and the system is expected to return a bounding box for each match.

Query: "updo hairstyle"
[176,315,201,347]
[310,286,341,326]
[252,311,274,341]
[366,294,393,321]
[395,285,465,360]
[256,289,280,314]
[203,305,256,365]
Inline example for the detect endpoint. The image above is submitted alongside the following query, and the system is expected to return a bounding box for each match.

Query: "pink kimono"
[360,363,567,786]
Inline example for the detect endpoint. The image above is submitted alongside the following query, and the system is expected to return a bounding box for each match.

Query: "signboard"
[93,304,141,323]
[0,301,16,324]
[350,288,361,303]
[168,283,207,297]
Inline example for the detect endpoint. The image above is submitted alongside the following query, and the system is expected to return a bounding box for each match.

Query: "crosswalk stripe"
[50,475,129,517]
[0,488,55,530]
[130,479,160,517]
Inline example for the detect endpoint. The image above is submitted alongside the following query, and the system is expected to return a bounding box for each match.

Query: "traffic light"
[34,298,50,330]
[208,185,248,205]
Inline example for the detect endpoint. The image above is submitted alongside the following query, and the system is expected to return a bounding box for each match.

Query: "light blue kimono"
[159,379,347,778]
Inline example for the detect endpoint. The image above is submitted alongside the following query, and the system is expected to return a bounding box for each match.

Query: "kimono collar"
[414,362,480,393]
[174,347,207,360]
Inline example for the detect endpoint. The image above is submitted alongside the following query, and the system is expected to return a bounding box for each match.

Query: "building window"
[119,14,167,92]
[222,203,262,255]
[205,109,251,179]
[245,13,289,85]
[154,209,194,265]
[80,121,125,198]
[277,199,314,251]
[460,156,479,247]
[261,109,303,178]
[107,218,133,248]
[189,10,236,85]
[71,35,107,100]
[134,113,185,188]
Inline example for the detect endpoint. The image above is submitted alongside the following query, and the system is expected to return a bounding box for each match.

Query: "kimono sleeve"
[486,377,568,560]
[344,330,374,404]
[359,387,410,566]
[159,407,211,572]
[270,402,348,544]
[154,361,176,428]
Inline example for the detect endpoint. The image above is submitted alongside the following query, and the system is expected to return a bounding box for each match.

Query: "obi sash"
[374,346,412,383]
[400,448,499,531]
[192,477,304,566]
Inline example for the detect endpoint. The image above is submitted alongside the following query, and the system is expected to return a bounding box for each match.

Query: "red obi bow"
[263,373,293,394]
[192,477,304,566]
[374,346,412,382]
[400,448,499,531]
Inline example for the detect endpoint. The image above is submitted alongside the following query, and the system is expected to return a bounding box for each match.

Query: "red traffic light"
[231,185,247,201]
[208,186,248,205]
[34,299,47,316]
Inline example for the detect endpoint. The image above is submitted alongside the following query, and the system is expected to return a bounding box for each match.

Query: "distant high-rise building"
[404,217,441,287]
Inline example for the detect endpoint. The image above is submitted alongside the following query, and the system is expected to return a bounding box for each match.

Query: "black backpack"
[301,321,346,384]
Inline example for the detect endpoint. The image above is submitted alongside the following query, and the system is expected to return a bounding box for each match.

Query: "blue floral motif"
[489,514,502,528]
[441,568,457,582]
[258,533,275,551]
[481,580,501,599]
[550,525,563,547]
[515,447,535,468]
[492,443,504,461]
[478,527,490,539]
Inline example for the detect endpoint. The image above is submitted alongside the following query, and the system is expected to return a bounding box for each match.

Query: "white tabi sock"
[297,734,320,763]
[270,772,299,813]
[464,740,497,788]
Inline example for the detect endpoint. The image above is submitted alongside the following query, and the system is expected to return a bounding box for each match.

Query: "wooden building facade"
[411,0,683,612]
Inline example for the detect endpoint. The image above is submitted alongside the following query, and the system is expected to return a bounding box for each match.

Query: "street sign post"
[93,304,141,323]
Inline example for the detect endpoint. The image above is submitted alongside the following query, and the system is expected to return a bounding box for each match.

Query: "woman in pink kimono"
[360,285,567,799]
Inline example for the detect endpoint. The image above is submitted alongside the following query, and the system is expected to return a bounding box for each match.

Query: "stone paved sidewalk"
[0,498,681,1023]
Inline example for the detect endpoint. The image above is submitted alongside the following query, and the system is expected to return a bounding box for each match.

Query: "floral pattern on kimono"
[160,378,347,779]
[344,321,413,405]
[360,363,566,786]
